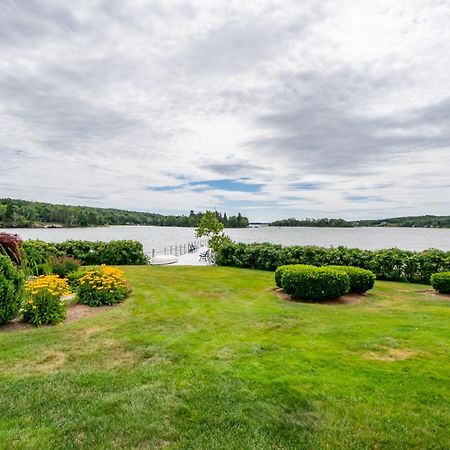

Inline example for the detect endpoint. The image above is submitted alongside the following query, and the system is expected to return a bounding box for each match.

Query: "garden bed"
[0,302,118,333]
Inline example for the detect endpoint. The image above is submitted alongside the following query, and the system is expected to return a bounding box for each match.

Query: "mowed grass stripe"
[0,266,449,449]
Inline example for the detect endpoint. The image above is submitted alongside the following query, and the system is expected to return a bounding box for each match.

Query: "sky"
[1,0,450,222]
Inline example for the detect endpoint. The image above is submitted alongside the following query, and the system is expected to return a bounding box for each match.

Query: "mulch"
[0,303,116,333]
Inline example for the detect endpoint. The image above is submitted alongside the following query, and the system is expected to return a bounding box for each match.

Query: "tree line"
[269,215,450,228]
[0,199,249,229]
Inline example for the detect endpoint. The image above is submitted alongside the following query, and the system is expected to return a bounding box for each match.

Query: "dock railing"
[148,238,209,259]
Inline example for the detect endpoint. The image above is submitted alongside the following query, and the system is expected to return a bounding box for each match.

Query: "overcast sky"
[1,0,450,221]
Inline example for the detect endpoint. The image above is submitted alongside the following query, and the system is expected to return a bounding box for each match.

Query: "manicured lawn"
[1,266,449,449]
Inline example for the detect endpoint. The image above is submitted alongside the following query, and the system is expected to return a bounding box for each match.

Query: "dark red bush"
[0,232,24,264]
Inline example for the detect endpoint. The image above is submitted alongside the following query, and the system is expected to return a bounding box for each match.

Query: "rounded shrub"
[77,265,129,306]
[22,275,71,326]
[281,266,350,301]
[0,254,24,324]
[275,264,317,288]
[430,272,450,294]
[325,266,375,293]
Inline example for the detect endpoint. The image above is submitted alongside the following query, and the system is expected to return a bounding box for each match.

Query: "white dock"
[171,246,210,266]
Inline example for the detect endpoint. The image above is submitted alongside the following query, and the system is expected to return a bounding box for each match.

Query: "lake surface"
[2,226,450,254]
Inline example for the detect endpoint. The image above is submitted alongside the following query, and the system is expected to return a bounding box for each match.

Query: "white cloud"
[1,0,449,221]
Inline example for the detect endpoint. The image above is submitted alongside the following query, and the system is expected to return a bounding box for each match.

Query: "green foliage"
[0,198,249,228]
[280,266,350,301]
[22,240,63,275]
[76,266,129,306]
[430,272,450,293]
[48,255,81,277]
[0,254,24,324]
[196,211,233,253]
[196,211,224,237]
[216,242,450,284]
[55,240,147,265]
[270,215,450,228]
[270,217,352,227]
[325,266,375,293]
[275,264,317,288]
[100,240,148,265]
[56,240,105,265]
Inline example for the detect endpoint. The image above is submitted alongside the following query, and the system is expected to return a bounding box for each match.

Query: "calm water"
[2,226,450,254]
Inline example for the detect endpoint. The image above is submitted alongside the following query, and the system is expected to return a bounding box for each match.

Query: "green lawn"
[1,266,449,449]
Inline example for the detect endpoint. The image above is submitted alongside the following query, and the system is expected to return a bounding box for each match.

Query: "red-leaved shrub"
[0,232,24,264]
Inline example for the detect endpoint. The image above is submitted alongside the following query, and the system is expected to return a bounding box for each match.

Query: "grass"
[0,266,449,449]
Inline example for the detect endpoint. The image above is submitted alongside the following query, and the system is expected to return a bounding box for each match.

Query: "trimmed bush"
[0,254,24,324]
[275,264,316,288]
[325,266,375,293]
[430,272,450,294]
[216,242,450,284]
[77,265,129,306]
[21,275,70,326]
[281,266,350,301]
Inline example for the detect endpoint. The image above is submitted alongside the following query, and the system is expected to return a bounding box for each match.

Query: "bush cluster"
[0,254,24,324]
[275,264,316,288]
[216,242,450,284]
[430,272,450,293]
[77,265,129,306]
[280,265,350,301]
[21,275,71,326]
[325,266,375,293]
[56,240,148,265]
[21,238,147,271]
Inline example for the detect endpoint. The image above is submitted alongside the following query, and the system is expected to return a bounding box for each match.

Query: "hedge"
[23,239,148,267]
[280,266,350,301]
[430,272,450,293]
[216,242,450,284]
[325,266,375,293]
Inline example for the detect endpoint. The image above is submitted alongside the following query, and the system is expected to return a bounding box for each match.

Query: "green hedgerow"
[430,272,450,294]
[0,254,24,324]
[281,266,350,301]
[325,265,376,293]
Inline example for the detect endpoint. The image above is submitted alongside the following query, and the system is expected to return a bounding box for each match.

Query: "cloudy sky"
[1,0,450,221]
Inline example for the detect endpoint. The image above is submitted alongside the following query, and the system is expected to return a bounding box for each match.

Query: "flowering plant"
[21,275,71,326]
[76,265,129,306]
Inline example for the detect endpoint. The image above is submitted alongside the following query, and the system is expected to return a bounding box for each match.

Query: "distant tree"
[195,211,232,253]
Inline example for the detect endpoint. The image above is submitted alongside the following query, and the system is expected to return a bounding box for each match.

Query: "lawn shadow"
[417,290,450,301]
[272,287,367,305]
